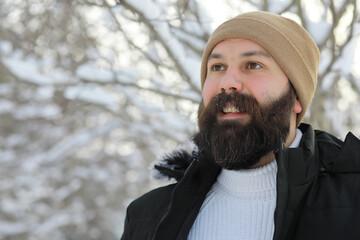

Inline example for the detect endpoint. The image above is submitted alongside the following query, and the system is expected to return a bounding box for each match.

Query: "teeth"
[223,107,240,113]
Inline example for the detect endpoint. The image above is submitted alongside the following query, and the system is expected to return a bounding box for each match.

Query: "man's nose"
[219,65,243,93]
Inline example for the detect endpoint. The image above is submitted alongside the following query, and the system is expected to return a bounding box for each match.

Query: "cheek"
[245,80,267,103]
[249,76,288,104]
[202,78,218,106]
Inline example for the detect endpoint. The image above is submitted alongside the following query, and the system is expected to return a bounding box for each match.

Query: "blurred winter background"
[0,0,359,239]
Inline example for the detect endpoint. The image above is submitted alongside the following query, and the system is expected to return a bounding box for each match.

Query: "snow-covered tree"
[0,0,359,239]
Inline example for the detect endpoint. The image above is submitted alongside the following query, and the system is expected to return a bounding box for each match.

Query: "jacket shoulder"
[128,183,176,216]
[122,184,176,240]
[289,126,360,239]
[314,128,360,172]
[315,129,343,148]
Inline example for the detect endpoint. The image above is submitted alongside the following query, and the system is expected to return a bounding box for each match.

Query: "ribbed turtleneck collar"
[217,160,277,193]
[217,129,303,193]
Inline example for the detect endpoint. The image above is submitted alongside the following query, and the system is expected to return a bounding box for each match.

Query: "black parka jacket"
[121,124,360,240]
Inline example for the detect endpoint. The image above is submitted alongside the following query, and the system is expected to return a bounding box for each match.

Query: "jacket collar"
[153,151,221,240]
[273,123,318,240]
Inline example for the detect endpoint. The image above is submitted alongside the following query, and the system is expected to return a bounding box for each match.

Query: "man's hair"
[200,11,320,126]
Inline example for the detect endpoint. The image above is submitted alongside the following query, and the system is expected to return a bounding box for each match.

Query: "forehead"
[208,38,279,66]
[210,38,269,56]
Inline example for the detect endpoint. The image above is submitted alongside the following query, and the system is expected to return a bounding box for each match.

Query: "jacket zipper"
[152,159,199,240]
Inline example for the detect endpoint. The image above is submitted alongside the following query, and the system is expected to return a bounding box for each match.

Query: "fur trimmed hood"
[154,150,199,181]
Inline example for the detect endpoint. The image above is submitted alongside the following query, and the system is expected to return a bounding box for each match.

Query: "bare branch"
[118,0,202,94]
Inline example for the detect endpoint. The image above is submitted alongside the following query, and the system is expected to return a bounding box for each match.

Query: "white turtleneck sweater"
[188,129,303,240]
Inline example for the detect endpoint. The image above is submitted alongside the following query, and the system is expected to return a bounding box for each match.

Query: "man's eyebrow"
[207,50,271,63]
[241,50,271,58]
[207,53,223,62]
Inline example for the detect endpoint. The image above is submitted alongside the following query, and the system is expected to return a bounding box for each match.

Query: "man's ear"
[293,99,302,114]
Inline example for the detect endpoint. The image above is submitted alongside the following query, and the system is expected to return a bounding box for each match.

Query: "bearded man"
[120,11,360,240]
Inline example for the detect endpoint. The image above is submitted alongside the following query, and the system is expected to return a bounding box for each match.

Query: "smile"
[222,107,241,113]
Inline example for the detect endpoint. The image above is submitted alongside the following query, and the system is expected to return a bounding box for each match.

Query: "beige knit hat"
[201,11,320,126]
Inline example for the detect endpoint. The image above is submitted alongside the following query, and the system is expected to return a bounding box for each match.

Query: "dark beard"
[192,85,296,170]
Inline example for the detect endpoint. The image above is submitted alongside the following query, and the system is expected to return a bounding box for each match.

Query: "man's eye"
[246,62,262,69]
[210,64,225,72]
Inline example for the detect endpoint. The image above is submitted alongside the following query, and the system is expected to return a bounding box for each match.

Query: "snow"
[0,100,15,113]
[6,134,24,146]
[171,28,205,51]
[55,179,82,201]
[0,83,13,96]
[333,23,360,75]
[334,0,348,12]
[307,20,332,44]
[182,58,202,89]
[129,0,161,20]
[14,104,60,119]
[318,49,333,76]
[124,0,204,89]
[321,72,336,91]
[36,86,55,100]
[22,119,120,171]
[197,0,237,29]
[1,198,19,215]
[0,41,13,54]
[1,1,360,239]
[64,84,118,111]
[2,56,74,85]
[116,68,138,84]
[268,0,293,12]
[180,88,202,102]
[0,221,27,236]
[76,64,114,83]
[0,150,15,162]
[34,213,70,234]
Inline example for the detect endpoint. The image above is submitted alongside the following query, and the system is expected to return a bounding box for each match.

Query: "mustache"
[198,92,261,131]
[210,92,260,115]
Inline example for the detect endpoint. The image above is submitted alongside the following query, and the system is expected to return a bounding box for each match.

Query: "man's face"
[193,38,301,170]
[202,38,299,124]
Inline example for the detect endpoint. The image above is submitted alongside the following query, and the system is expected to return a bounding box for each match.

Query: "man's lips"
[218,104,249,120]
[218,111,248,120]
